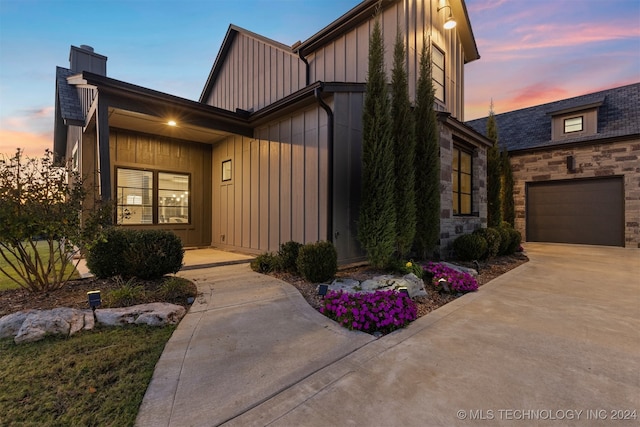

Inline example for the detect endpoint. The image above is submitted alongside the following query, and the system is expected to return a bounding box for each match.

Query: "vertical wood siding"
[305,0,466,119]
[205,32,304,113]
[212,105,328,254]
[109,129,212,247]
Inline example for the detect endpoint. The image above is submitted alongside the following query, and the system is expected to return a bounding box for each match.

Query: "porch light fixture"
[167,120,177,126]
[437,4,457,30]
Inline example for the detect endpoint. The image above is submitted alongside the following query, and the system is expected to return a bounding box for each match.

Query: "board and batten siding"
[204,32,305,113]
[305,0,465,120]
[108,128,213,247]
[212,105,329,254]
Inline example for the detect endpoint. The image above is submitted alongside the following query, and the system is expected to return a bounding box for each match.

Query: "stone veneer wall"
[438,124,488,257]
[509,138,640,248]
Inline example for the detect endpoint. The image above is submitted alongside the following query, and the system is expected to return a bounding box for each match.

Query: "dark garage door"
[527,177,624,246]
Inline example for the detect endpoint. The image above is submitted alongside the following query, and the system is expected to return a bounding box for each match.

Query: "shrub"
[103,277,147,308]
[505,228,522,255]
[473,227,501,259]
[320,290,417,334]
[296,241,337,283]
[424,262,478,293]
[277,241,303,273]
[452,233,487,261]
[250,252,280,273]
[86,228,184,279]
[496,226,511,255]
[158,277,195,303]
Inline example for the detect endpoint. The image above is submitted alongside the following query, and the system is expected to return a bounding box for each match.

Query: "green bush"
[158,277,195,303]
[505,228,522,255]
[296,241,338,283]
[473,227,501,259]
[103,277,147,308]
[86,228,184,279]
[452,233,488,261]
[278,241,303,273]
[496,226,511,255]
[387,258,424,279]
[250,252,280,273]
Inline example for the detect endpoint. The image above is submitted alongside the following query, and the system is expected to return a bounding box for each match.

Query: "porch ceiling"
[108,108,235,145]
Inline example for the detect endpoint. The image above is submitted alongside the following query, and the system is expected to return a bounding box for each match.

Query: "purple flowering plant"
[319,290,418,334]
[424,262,478,293]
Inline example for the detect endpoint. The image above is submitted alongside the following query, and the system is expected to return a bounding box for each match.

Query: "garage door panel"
[527,177,623,247]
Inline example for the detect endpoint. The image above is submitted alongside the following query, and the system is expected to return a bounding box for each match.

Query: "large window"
[116,168,190,225]
[432,46,445,103]
[453,146,472,215]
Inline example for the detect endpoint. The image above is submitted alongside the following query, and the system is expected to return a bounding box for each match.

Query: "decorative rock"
[94,303,185,327]
[14,308,88,344]
[441,262,478,277]
[0,303,186,344]
[328,273,427,298]
[0,310,36,339]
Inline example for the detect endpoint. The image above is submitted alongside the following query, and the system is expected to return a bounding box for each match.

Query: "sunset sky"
[1,0,639,158]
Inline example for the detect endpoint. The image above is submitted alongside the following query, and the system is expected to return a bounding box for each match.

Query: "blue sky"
[1,0,639,157]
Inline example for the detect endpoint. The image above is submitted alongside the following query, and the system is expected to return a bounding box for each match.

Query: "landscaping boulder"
[329,273,427,298]
[0,303,186,344]
[441,262,478,277]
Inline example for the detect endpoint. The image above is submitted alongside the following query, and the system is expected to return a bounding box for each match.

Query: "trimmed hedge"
[452,233,488,261]
[473,227,501,259]
[296,241,338,283]
[86,228,184,279]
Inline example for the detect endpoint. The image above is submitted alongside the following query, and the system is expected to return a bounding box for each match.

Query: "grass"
[0,240,80,291]
[0,324,175,427]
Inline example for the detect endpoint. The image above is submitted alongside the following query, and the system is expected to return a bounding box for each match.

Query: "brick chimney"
[69,44,107,75]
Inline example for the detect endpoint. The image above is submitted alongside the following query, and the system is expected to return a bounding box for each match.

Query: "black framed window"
[116,168,190,225]
[453,146,472,215]
[432,45,445,103]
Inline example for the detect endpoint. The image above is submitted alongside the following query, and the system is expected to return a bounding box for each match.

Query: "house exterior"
[467,83,640,248]
[54,0,491,264]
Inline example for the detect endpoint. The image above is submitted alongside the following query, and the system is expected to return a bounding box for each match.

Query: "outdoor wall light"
[317,284,329,297]
[437,4,457,30]
[167,120,177,126]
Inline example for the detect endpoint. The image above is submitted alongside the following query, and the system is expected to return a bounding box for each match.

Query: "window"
[116,168,190,225]
[222,159,232,181]
[432,46,445,103]
[564,116,583,133]
[452,146,472,215]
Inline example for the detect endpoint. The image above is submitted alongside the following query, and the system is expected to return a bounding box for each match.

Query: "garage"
[526,177,624,246]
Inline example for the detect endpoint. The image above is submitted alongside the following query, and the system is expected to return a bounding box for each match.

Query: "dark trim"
[508,133,640,155]
[298,50,310,87]
[96,95,111,201]
[249,82,323,125]
[438,112,493,147]
[314,83,334,243]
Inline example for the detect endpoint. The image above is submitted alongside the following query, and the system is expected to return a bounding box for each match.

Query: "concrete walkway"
[137,243,640,427]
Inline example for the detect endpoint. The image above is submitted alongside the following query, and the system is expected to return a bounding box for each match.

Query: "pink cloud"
[466,0,510,14]
[0,129,52,158]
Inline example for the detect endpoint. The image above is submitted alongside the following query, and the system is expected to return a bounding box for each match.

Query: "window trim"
[115,167,191,226]
[432,44,445,104]
[452,145,473,216]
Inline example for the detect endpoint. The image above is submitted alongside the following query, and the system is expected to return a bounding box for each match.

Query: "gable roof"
[200,24,297,103]
[465,83,640,152]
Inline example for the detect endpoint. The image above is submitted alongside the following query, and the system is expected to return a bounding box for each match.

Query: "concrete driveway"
[138,243,640,427]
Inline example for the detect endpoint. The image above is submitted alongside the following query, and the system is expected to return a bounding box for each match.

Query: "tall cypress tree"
[501,148,515,226]
[358,17,396,268]
[391,30,416,258]
[414,40,440,259]
[486,101,502,227]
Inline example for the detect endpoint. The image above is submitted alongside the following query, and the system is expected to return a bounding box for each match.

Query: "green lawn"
[0,241,79,291]
[0,325,174,427]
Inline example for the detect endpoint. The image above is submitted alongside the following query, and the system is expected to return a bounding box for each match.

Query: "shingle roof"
[56,66,84,125]
[466,83,640,152]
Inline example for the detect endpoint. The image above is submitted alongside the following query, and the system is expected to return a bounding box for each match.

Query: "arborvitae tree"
[357,17,396,268]
[486,101,502,227]
[391,30,416,258]
[414,40,440,259]
[501,148,515,226]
